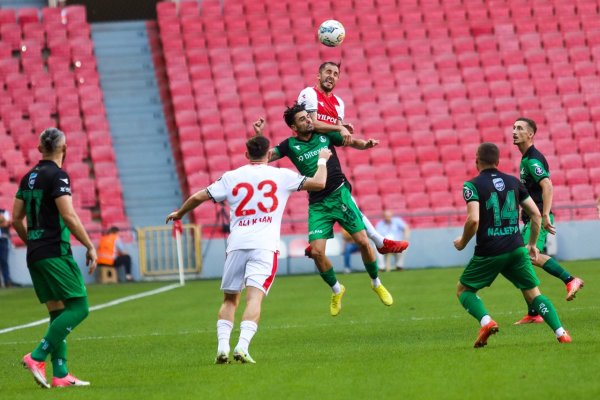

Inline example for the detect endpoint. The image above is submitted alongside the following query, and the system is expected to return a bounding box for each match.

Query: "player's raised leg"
[351,197,409,255]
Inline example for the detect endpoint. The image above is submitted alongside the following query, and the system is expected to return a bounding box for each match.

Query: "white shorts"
[221,249,278,295]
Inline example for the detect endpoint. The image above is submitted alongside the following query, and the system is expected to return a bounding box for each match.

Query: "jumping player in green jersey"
[512,118,584,325]
[253,103,407,316]
[454,142,571,347]
[12,128,97,388]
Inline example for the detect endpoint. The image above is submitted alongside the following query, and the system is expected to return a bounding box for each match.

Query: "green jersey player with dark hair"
[454,142,571,347]
[253,103,408,316]
[512,118,584,325]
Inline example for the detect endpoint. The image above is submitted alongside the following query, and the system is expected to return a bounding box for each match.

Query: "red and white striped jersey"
[207,164,306,252]
[298,86,345,125]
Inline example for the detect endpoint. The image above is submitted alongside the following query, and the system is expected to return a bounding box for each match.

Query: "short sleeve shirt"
[463,168,530,257]
[273,132,348,204]
[519,145,550,223]
[207,164,306,253]
[298,87,345,124]
[16,160,73,263]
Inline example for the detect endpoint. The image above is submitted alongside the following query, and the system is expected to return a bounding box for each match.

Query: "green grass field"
[1,260,599,400]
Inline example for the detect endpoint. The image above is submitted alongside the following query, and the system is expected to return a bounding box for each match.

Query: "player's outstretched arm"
[454,201,479,250]
[348,137,379,150]
[300,148,331,191]
[166,189,211,223]
[306,112,352,146]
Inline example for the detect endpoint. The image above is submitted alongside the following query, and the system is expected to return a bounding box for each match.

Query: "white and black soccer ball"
[317,20,345,47]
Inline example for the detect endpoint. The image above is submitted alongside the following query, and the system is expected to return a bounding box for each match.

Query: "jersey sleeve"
[525,158,550,183]
[206,175,228,203]
[335,95,345,121]
[274,138,290,159]
[517,180,531,203]
[280,168,307,192]
[327,131,345,146]
[51,170,72,198]
[15,175,26,200]
[462,181,479,203]
[298,87,318,113]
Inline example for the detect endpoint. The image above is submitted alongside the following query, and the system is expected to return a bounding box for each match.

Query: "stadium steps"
[0,0,45,8]
[91,20,182,228]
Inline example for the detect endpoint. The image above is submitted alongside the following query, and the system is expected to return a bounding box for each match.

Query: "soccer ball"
[317,20,345,47]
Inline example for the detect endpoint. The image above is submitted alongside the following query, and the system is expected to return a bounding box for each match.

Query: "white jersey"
[207,164,306,252]
[298,86,345,123]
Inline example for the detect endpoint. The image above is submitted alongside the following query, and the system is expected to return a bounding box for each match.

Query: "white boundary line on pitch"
[0,283,181,335]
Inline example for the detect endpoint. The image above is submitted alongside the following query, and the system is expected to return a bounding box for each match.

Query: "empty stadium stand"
[0,5,127,242]
[156,0,600,228]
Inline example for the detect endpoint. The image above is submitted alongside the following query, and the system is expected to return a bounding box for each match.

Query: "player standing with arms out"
[13,128,97,388]
[454,143,571,347]
[512,118,584,325]
[166,136,331,364]
[254,103,403,316]
[298,61,408,256]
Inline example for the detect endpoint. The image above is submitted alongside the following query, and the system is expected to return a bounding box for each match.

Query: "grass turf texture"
[1,260,599,399]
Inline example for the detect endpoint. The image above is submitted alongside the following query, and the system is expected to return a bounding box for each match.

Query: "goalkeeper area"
[1,260,598,399]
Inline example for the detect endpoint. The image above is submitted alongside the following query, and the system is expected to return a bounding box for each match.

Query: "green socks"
[49,310,68,378]
[363,260,379,280]
[531,295,562,331]
[31,297,89,362]
[459,291,488,322]
[542,258,572,283]
[319,268,338,287]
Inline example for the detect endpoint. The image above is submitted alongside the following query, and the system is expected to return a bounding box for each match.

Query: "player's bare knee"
[456,282,467,298]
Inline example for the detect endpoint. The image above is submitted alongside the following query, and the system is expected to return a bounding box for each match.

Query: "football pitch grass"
[1,260,599,400]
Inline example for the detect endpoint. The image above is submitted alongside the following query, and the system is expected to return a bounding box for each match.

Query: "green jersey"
[519,145,550,223]
[16,160,73,264]
[463,168,530,257]
[274,131,347,204]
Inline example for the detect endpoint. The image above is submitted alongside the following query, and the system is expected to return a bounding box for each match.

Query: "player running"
[512,118,584,325]
[297,61,408,257]
[166,135,331,364]
[254,103,406,316]
[454,143,571,348]
[13,128,97,388]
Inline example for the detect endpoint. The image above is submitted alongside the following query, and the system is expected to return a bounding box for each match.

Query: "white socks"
[555,327,566,338]
[372,277,381,288]
[217,319,233,354]
[363,215,385,248]
[332,282,342,294]
[480,315,492,327]
[236,321,258,353]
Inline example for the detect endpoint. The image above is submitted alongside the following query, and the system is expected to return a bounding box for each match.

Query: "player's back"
[208,164,305,252]
[465,168,528,256]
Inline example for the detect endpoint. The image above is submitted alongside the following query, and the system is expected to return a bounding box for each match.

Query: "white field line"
[0,283,181,336]
[1,304,596,346]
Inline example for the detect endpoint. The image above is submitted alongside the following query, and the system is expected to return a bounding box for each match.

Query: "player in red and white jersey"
[298,61,408,256]
[166,136,331,364]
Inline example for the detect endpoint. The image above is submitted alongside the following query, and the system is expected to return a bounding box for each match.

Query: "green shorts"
[460,247,540,291]
[307,184,365,241]
[28,255,87,303]
[522,213,553,252]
